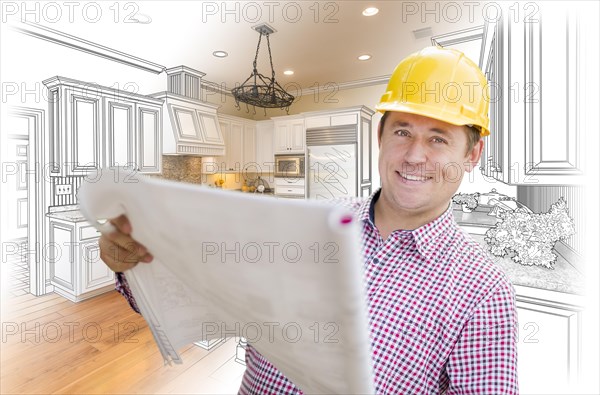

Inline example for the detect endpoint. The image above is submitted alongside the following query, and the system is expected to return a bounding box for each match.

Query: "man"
[99,46,518,394]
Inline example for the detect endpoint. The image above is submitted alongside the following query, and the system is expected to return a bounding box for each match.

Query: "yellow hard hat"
[376,46,490,136]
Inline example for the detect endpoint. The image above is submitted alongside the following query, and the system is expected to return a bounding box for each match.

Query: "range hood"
[152,66,225,156]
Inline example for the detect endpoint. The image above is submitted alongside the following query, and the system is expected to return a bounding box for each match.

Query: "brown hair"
[378,111,481,154]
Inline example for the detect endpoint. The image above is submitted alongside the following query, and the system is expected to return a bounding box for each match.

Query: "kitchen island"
[454,204,585,395]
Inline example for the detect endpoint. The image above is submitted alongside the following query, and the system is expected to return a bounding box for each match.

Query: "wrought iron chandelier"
[231,24,294,112]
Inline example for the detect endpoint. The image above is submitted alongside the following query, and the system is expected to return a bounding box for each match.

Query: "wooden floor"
[0,290,245,394]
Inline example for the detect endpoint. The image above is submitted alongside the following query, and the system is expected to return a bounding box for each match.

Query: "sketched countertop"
[46,207,88,223]
[454,205,585,295]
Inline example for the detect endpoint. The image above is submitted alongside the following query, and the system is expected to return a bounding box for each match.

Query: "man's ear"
[377,122,383,147]
[465,139,484,173]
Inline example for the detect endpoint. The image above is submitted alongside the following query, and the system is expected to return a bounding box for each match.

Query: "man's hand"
[99,215,153,272]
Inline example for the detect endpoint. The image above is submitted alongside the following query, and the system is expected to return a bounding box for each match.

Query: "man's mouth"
[397,172,432,182]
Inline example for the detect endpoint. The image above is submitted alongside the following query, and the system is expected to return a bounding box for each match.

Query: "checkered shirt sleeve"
[442,276,519,394]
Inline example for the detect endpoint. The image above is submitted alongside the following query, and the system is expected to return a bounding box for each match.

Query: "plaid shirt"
[117,190,518,394]
[239,191,518,394]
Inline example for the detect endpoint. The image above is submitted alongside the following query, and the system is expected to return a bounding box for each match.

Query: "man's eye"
[432,137,447,144]
[394,130,409,136]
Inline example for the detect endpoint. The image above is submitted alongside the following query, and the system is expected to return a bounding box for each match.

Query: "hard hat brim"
[375,101,490,137]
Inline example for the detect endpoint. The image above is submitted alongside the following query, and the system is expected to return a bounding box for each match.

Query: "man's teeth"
[400,173,430,181]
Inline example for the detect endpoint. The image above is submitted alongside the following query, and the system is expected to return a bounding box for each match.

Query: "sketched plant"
[484,198,576,269]
[452,192,479,211]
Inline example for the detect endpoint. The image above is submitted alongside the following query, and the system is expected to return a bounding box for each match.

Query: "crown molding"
[11,21,166,74]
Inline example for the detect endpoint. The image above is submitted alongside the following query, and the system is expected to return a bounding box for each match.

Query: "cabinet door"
[522,6,583,184]
[256,123,275,172]
[105,98,135,169]
[65,88,101,173]
[137,103,162,173]
[49,221,75,292]
[228,121,243,171]
[243,123,256,168]
[516,300,581,394]
[483,4,584,185]
[289,120,305,152]
[274,122,289,153]
[80,239,114,293]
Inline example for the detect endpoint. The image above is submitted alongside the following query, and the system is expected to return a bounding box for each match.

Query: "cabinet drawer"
[274,177,305,187]
[275,185,305,196]
[79,224,101,241]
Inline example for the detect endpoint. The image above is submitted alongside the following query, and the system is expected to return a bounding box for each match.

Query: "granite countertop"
[453,204,585,295]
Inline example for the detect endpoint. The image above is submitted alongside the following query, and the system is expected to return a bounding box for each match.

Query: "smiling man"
[99,46,518,394]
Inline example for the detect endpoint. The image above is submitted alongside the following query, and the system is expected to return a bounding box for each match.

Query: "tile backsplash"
[159,155,203,184]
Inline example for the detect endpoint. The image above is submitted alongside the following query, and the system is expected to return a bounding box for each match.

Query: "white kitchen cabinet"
[44,76,163,176]
[49,215,114,302]
[480,3,586,185]
[255,120,275,173]
[218,120,243,172]
[514,285,583,394]
[273,117,305,153]
[243,123,256,167]
[217,115,260,173]
[274,177,305,198]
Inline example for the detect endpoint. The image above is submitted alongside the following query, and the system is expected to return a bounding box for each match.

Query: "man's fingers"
[110,214,132,234]
[99,236,139,272]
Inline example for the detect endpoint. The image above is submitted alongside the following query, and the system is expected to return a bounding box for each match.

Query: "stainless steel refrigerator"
[307,126,358,200]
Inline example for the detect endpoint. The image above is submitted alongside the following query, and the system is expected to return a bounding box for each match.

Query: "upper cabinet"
[481,3,586,185]
[44,76,163,176]
[255,120,275,172]
[215,115,258,173]
[273,116,305,153]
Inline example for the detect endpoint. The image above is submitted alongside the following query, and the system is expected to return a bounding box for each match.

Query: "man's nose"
[403,139,428,164]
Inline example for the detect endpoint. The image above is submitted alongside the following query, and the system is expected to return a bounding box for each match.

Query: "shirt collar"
[357,189,458,255]
[412,203,458,256]
[356,188,379,224]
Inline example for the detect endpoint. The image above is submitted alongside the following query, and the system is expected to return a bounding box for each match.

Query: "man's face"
[377,111,484,221]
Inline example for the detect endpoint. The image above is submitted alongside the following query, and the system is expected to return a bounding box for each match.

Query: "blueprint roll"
[78,167,375,395]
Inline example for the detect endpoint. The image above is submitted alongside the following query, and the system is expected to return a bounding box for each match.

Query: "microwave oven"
[274,154,305,178]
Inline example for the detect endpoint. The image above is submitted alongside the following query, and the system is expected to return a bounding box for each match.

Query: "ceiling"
[26,1,489,92]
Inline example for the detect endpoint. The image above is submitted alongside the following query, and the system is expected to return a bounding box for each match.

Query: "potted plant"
[452,192,480,212]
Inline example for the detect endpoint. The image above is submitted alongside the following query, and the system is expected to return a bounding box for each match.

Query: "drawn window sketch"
[0,1,598,394]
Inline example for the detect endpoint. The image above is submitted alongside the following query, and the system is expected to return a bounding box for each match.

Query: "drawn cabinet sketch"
[481,5,584,185]
[136,103,162,173]
[44,76,163,176]
[46,84,101,175]
[49,217,114,302]
[515,286,583,394]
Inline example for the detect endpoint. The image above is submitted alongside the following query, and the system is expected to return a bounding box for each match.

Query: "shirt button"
[373,258,380,264]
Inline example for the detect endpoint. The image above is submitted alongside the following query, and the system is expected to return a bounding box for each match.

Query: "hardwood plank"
[1,291,245,395]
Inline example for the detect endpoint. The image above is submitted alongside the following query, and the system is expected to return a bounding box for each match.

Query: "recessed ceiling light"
[358,54,372,61]
[283,70,294,75]
[213,50,228,58]
[362,7,379,16]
